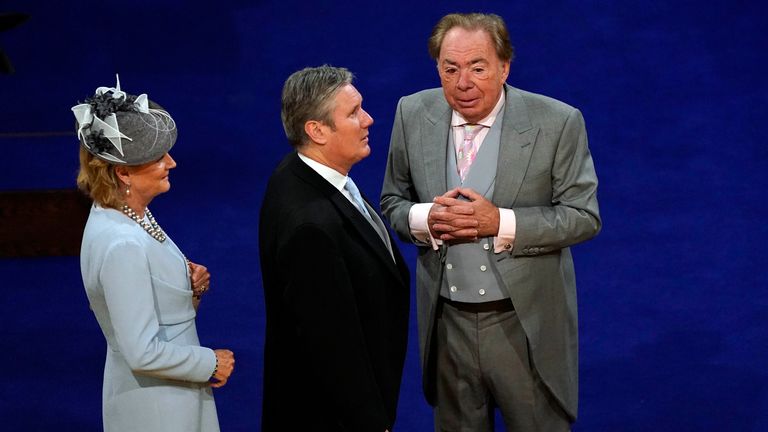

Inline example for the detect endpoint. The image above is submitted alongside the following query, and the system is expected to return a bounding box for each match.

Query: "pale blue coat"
[80,205,219,432]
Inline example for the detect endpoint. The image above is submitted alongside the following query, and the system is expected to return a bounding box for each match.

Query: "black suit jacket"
[259,151,410,432]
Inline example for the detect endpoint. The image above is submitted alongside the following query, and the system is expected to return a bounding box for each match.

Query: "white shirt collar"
[450,89,505,128]
[297,152,348,192]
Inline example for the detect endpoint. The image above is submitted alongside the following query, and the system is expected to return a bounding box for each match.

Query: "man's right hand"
[428,188,479,241]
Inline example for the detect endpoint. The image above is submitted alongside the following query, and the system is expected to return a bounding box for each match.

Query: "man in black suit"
[259,65,410,432]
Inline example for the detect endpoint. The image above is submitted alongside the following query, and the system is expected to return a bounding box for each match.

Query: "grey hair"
[428,13,515,63]
[281,65,354,147]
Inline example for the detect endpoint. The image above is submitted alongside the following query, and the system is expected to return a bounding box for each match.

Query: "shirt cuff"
[408,202,442,250]
[493,208,516,253]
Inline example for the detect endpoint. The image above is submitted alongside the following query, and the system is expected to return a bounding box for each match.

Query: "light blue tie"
[345,176,395,259]
[344,177,372,219]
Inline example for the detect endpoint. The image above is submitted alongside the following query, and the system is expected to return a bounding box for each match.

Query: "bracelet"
[211,354,219,379]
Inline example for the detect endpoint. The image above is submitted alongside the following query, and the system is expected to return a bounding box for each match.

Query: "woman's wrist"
[210,352,219,379]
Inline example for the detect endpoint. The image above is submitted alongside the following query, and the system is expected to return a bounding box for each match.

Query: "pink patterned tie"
[457,124,484,181]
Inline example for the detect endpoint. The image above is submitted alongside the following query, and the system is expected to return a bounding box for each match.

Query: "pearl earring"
[126,185,131,196]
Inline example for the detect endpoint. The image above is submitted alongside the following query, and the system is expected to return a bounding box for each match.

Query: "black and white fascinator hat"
[72,75,177,165]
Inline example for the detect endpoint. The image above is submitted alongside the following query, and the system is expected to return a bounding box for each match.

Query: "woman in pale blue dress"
[74,77,235,432]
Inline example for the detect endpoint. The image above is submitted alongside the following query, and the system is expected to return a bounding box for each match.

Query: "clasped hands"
[428,187,500,242]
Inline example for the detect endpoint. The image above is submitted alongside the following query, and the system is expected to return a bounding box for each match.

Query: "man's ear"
[304,120,329,145]
[500,61,510,82]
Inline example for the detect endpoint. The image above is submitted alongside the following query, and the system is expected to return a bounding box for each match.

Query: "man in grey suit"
[381,13,601,431]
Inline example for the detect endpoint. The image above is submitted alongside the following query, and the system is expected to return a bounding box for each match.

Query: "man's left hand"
[433,187,500,240]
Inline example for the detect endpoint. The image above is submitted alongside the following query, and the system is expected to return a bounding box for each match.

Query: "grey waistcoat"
[440,112,509,302]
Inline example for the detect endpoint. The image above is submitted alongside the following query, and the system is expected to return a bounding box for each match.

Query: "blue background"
[1,1,767,430]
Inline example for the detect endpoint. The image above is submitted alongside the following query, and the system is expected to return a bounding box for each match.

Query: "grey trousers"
[434,298,571,432]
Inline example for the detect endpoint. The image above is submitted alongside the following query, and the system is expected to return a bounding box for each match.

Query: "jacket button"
[480,265,487,272]
[483,244,491,250]
[478,289,486,296]
[450,286,457,293]
[446,263,453,270]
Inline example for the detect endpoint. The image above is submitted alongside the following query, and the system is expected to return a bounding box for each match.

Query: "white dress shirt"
[298,153,359,207]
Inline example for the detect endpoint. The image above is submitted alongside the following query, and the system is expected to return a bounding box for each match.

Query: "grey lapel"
[492,85,540,207]
[421,97,452,199]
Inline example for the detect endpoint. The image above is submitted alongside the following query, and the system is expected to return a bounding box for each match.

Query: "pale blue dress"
[80,205,219,432]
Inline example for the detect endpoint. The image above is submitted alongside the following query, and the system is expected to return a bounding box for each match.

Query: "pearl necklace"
[122,205,167,243]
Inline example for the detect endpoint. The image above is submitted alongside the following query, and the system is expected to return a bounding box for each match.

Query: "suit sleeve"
[381,97,421,244]
[279,223,391,432]
[511,108,601,255]
[100,240,217,382]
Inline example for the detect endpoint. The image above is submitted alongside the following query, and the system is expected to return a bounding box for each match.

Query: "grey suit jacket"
[380,84,601,420]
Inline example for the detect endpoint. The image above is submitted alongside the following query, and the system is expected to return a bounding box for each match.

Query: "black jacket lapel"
[288,153,405,283]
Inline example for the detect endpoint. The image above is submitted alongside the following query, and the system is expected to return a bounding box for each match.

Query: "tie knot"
[463,124,483,141]
[345,177,360,195]
[345,177,371,218]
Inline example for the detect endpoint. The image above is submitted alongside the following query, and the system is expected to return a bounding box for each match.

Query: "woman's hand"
[210,349,235,388]
[187,260,211,298]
